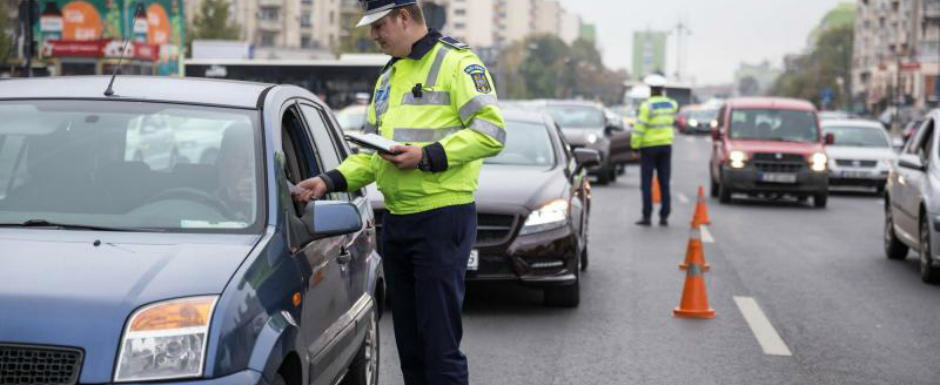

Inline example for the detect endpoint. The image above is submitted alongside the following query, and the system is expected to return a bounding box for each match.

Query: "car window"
[542,105,605,128]
[298,103,351,202]
[906,118,932,156]
[484,120,555,167]
[822,126,891,148]
[282,105,320,214]
[919,119,935,164]
[0,100,262,232]
[728,108,819,142]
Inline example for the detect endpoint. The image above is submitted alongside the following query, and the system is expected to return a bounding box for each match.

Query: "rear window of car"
[729,108,819,142]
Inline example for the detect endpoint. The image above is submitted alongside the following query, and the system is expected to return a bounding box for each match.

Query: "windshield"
[0,100,262,232]
[484,120,555,167]
[336,106,367,131]
[729,108,819,142]
[543,105,605,128]
[823,126,890,148]
[689,110,718,121]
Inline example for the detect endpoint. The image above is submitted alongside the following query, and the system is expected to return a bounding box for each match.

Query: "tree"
[189,0,241,44]
[770,24,853,109]
[339,25,379,54]
[0,0,12,67]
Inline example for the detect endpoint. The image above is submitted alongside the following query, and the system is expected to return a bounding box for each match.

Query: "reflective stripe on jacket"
[631,96,677,149]
[337,34,506,215]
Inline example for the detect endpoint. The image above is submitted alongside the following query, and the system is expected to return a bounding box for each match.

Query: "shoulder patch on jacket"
[651,101,675,110]
[439,35,470,50]
[464,64,492,94]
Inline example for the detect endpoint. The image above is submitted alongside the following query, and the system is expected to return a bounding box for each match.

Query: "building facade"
[851,0,940,112]
[187,0,340,51]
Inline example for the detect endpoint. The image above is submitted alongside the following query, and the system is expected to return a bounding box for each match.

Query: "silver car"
[822,119,897,194]
[885,111,940,283]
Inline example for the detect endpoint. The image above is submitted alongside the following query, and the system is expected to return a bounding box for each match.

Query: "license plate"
[467,250,479,271]
[760,173,797,183]
[841,170,871,179]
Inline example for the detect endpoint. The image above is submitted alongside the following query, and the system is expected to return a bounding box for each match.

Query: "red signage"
[43,40,159,62]
[901,62,922,71]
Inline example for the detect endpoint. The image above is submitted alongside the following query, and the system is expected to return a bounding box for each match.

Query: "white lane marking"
[700,225,715,244]
[677,192,690,204]
[733,296,793,356]
[684,136,695,143]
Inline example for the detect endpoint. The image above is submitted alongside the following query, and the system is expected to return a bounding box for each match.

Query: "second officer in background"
[294,1,506,384]
[631,74,678,226]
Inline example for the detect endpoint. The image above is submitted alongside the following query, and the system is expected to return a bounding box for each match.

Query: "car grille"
[0,344,83,385]
[751,153,806,162]
[750,152,807,173]
[374,210,518,248]
[753,162,804,173]
[835,159,878,168]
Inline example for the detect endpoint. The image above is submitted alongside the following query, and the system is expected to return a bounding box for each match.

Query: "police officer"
[631,74,677,227]
[294,1,505,384]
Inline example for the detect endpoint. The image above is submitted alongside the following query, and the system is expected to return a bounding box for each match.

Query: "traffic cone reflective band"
[679,226,711,272]
[673,263,716,319]
[652,176,662,204]
[691,185,712,227]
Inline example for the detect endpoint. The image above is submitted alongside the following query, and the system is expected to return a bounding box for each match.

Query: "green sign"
[632,30,667,79]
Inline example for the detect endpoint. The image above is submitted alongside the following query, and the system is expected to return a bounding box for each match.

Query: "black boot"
[659,218,669,227]
[635,218,652,226]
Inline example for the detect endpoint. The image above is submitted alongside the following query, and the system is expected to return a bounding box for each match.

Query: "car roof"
[0,76,273,109]
[725,97,816,111]
[820,119,884,129]
[501,108,550,124]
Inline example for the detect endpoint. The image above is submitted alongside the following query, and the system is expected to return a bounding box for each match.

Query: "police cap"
[357,0,418,27]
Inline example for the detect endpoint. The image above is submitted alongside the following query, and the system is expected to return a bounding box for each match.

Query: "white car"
[822,119,897,193]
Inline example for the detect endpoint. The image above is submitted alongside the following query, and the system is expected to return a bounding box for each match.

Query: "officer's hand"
[381,145,423,170]
[294,177,328,202]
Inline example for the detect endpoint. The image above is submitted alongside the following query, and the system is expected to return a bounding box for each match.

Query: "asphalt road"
[377,135,940,385]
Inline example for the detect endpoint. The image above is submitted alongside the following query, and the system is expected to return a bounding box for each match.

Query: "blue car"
[0,76,384,385]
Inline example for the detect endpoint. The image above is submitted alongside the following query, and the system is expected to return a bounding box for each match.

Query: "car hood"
[368,164,566,212]
[825,146,897,160]
[728,139,824,155]
[561,128,604,146]
[0,230,260,382]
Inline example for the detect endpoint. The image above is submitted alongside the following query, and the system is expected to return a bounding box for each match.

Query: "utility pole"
[671,21,691,81]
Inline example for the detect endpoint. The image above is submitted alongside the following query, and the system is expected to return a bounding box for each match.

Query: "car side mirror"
[711,129,721,141]
[898,154,926,171]
[573,148,601,171]
[303,200,363,238]
[825,133,835,145]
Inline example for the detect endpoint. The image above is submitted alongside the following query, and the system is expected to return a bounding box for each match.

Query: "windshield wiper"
[0,219,161,232]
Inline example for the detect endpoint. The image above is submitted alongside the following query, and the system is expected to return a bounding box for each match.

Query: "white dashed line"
[677,192,690,204]
[733,296,793,356]
[684,136,695,143]
[700,226,715,244]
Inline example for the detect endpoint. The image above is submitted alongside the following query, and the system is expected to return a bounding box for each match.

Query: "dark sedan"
[369,110,599,307]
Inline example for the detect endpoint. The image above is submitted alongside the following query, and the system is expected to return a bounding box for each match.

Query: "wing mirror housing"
[898,154,927,171]
[573,148,602,173]
[303,200,363,238]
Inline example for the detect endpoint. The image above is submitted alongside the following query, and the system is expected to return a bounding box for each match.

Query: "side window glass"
[921,121,935,165]
[716,106,726,128]
[282,106,320,214]
[298,103,351,201]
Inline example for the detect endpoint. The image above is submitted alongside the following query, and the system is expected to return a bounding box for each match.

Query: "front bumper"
[722,165,828,194]
[828,168,889,187]
[467,225,579,287]
[114,370,267,385]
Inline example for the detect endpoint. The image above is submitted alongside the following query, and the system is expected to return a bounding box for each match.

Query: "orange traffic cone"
[673,262,716,319]
[691,185,712,227]
[652,176,661,204]
[679,226,711,272]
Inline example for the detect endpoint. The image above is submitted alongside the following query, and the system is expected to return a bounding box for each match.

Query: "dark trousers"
[640,145,672,220]
[382,203,476,385]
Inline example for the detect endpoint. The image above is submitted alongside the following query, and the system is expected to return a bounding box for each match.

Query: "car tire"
[813,193,828,208]
[885,204,909,260]
[609,167,618,183]
[876,183,886,196]
[595,164,611,185]
[341,304,380,385]
[920,217,940,284]
[710,176,719,198]
[544,261,580,307]
[579,246,588,272]
[718,182,732,204]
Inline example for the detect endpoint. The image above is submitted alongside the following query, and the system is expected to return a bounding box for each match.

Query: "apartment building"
[851,0,940,110]
[187,0,340,51]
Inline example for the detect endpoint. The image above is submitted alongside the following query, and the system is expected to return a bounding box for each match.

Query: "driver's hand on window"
[292,177,327,202]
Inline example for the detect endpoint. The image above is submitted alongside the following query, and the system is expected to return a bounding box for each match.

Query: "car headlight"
[688,119,699,127]
[114,296,218,382]
[710,120,718,129]
[519,199,569,236]
[586,133,598,144]
[729,150,747,169]
[810,152,828,172]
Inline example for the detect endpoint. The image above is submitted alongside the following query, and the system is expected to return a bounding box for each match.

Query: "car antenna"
[104,4,144,97]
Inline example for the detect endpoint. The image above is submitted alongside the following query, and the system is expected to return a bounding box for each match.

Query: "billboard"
[632,30,667,79]
[31,0,185,75]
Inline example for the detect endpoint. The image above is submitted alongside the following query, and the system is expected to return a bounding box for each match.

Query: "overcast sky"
[557,0,849,85]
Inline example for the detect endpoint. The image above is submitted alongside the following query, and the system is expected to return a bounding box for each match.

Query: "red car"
[709,97,833,207]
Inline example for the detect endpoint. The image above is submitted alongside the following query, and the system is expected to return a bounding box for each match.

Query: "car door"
[297,101,374,375]
[554,121,587,241]
[604,109,634,165]
[279,103,349,385]
[895,118,934,244]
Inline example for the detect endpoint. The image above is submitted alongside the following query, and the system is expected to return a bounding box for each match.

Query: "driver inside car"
[214,123,256,221]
